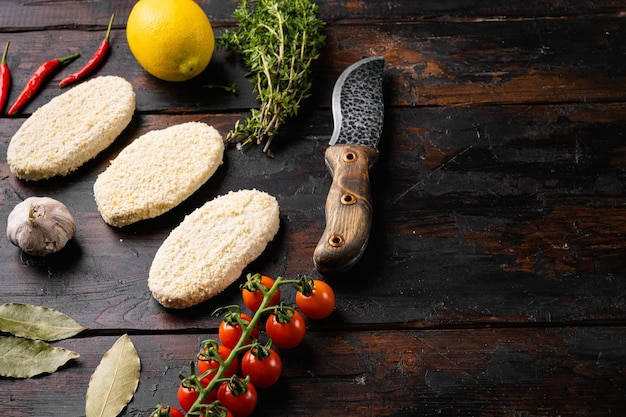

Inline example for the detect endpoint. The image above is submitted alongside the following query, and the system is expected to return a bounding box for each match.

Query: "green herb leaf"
[219,0,326,154]
[85,334,141,417]
[0,335,80,378]
[0,302,88,341]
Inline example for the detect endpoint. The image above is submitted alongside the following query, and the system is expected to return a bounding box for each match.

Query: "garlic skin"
[6,197,77,256]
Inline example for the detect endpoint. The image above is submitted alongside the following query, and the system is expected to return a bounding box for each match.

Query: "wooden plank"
[326,16,626,107]
[0,14,624,115]
[1,327,625,416]
[1,103,625,330]
[1,0,625,29]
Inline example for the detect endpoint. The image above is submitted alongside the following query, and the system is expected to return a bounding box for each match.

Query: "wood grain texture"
[2,105,625,330]
[314,144,378,275]
[2,328,626,416]
[1,1,625,416]
[0,11,624,113]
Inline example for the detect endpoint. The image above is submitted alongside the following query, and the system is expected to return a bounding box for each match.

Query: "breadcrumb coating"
[148,189,280,309]
[7,76,135,181]
[93,122,224,227]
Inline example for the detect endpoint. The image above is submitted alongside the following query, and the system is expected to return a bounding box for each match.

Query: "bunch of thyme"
[219,0,326,156]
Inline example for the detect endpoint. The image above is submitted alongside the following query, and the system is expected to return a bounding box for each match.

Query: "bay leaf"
[85,334,141,417]
[0,302,88,341]
[0,335,80,378]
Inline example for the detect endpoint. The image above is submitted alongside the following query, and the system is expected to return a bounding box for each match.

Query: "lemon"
[126,0,215,82]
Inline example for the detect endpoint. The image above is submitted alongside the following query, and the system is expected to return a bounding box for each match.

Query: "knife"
[313,56,385,275]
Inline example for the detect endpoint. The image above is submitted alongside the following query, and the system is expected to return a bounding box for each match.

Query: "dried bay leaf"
[0,335,80,378]
[0,302,88,341]
[86,334,141,417]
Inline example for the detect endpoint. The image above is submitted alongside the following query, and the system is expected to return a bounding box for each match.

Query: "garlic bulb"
[6,197,76,256]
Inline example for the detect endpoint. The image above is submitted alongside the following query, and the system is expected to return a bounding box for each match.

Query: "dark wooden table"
[2,1,626,416]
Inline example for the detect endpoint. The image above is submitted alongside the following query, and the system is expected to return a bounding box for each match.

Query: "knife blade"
[313,56,385,275]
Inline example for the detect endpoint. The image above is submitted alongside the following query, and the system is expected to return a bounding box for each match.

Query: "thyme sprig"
[219,0,326,156]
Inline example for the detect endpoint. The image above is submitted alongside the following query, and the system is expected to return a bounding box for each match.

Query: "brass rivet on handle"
[343,151,357,162]
[341,193,356,205]
[329,234,345,247]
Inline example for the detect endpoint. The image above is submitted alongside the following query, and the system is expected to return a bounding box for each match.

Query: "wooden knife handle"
[314,144,378,275]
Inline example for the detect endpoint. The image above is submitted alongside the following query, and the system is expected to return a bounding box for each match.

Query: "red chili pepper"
[59,14,114,88]
[7,52,80,115]
[0,41,10,113]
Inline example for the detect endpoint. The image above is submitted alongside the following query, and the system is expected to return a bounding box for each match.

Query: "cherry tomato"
[177,378,215,412]
[203,403,235,417]
[217,378,258,417]
[241,347,282,388]
[219,312,259,349]
[241,274,281,312]
[151,406,185,417]
[177,383,199,413]
[198,343,239,384]
[265,308,306,350]
[296,279,336,319]
[168,408,185,417]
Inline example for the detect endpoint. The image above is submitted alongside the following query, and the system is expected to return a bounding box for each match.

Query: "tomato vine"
[151,273,336,417]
